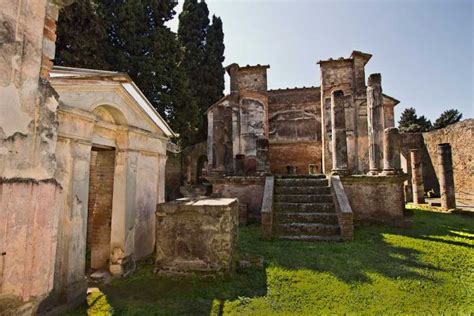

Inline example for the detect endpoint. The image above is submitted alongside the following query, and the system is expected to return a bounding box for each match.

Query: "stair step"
[279,235,342,242]
[274,202,335,213]
[276,212,338,224]
[275,174,326,179]
[275,178,328,187]
[274,194,333,203]
[278,223,340,236]
[274,186,330,195]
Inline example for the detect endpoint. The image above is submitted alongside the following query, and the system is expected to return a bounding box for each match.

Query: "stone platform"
[155,198,239,276]
[340,174,408,224]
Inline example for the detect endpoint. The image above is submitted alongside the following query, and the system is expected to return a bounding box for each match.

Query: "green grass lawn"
[72,208,474,315]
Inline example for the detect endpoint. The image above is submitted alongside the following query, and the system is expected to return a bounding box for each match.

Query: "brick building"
[207,51,400,176]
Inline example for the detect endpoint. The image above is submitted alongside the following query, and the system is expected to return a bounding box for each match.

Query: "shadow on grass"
[241,209,473,285]
[70,209,473,315]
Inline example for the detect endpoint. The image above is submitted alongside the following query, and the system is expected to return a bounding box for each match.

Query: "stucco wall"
[0,1,65,308]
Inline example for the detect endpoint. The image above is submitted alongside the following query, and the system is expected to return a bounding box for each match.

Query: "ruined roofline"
[317,50,372,65]
[205,95,234,114]
[268,86,320,92]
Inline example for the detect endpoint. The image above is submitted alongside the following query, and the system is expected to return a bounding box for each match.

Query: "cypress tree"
[178,0,210,142]
[55,0,108,69]
[100,0,199,145]
[204,15,225,106]
[55,0,200,146]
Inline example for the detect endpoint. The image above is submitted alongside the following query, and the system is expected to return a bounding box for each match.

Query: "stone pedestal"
[367,73,384,175]
[155,198,239,276]
[410,149,425,204]
[382,128,402,175]
[437,143,456,210]
[331,90,349,175]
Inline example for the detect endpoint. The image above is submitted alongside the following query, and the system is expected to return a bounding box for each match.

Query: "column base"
[381,168,403,176]
[367,169,380,176]
[332,169,350,176]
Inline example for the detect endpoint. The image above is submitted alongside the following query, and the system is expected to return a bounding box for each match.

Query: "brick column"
[410,149,425,204]
[382,128,402,175]
[437,143,456,210]
[367,73,384,175]
[331,90,349,175]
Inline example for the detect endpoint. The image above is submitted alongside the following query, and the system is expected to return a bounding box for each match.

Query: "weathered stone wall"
[155,198,239,275]
[422,120,473,201]
[400,119,473,202]
[0,0,67,309]
[341,175,407,223]
[209,176,265,222]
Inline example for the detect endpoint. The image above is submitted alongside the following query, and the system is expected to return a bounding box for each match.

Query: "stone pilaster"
[256,137,269,174]
[382,128,402,175]
[367,73,384,175]
[437,143,456,210]
[410,149,425,204]
[331,90,349,175]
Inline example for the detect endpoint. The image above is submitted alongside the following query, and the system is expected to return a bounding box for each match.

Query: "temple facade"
[206,51,400,176]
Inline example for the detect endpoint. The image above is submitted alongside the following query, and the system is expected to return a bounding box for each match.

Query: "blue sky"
[168,0,473,122]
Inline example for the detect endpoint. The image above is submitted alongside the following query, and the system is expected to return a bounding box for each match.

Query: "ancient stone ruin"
[1,1,472,314]
[204,51,407,238]
[0,1,175,313]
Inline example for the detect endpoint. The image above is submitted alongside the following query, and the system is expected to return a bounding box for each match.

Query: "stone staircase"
[273,175,341,241]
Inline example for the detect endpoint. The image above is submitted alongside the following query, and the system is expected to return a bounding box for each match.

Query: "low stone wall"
[155,198,238,276]
[340,175,407,223]
[208,176,265,222]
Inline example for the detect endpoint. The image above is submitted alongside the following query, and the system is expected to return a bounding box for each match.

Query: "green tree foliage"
[398,107,433,133]
[433,109,462,130]
[204,15,225,107]
[178,0,226,142]
[55,0,108,69]
[55,0,200,146]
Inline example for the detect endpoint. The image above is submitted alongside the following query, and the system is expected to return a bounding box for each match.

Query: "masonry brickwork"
[87,149,115,270]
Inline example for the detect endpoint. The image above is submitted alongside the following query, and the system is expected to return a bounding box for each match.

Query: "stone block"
[155,198,239,276]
